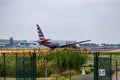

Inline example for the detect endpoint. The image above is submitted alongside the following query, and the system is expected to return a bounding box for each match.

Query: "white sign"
[99,69,106,76]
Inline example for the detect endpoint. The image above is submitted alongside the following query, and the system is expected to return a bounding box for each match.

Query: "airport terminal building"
[0,37,27,47]
[0,37,39,47]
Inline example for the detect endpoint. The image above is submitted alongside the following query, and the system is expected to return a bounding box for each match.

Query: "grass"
[86,52,120,67]
[0,78,54,80]
[0,48,120,79]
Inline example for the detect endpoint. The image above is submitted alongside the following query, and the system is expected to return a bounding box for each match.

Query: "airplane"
[36,24,90,49]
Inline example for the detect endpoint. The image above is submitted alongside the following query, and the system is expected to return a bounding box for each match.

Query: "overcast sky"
[0,0,120,44]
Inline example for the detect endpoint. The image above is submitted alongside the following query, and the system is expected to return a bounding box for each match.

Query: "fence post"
[3,53,6,80]
[44,59,47,78]
[34,50,36,80]
[31,52,36,80]
[94,52,99,80]
[116,60,118,80]
[16,53,17,80]
[110,54,112,80]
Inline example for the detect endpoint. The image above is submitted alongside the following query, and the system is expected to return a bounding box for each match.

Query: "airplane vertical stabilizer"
[36,24,47,41]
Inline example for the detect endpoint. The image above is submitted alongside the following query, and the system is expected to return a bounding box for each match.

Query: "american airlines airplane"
[36,24,90,49]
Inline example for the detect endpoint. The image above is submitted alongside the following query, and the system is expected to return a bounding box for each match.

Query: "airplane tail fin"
[36,24,48,41]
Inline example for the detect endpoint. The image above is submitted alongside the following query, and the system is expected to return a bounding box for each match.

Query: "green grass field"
[0,48,120,80]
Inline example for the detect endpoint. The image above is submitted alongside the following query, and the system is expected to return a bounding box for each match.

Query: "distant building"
[10,37,13,47]
[0,38,27,47]
[17,41,39,47]
[0,39,10,47]
[0,37,39,47]
[80,43,98,47]
[101,43,120,48]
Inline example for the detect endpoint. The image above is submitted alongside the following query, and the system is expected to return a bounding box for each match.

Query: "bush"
[0,49,88,77]
[51,49,88,74]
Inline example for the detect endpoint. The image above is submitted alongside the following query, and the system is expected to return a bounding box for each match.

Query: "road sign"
[99,69,105,76]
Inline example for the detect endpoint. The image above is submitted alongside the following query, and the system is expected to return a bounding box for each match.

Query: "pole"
[110,54,112,80]
[3,53,6,80]
[116,60,118,80]
[69,67,71,80]
[94,52,99,80]
[32,53,36,80]
[16,53,18,80]
[44,59,47,79]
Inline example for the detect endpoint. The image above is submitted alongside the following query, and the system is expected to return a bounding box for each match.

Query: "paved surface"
[72,74,93,80]
[112,72,120,80]
[73,72,120,80]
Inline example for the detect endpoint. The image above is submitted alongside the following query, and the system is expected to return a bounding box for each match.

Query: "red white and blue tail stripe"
[36,24,48,41]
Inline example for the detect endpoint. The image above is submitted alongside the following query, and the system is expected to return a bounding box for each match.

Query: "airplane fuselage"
[41,40,77,48]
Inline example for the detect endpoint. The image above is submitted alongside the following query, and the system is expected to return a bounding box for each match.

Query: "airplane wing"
[61,40,91,47]
[75,40,91,44]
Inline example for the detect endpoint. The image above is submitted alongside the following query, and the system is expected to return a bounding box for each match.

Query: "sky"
[0,0,120,44]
